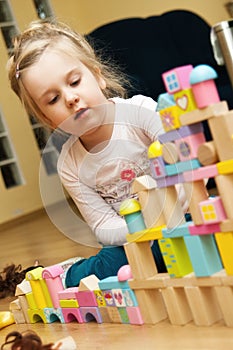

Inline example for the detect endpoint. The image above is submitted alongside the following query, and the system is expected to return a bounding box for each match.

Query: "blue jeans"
[65,241,166,287]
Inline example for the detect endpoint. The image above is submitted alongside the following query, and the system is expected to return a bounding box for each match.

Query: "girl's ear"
[94,66,107,90]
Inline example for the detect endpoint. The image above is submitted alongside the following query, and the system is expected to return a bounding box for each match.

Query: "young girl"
[7,20,169,287]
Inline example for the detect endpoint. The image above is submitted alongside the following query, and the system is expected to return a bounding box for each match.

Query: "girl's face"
[22,48,110,133]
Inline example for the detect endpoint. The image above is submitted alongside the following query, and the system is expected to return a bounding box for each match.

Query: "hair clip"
[15,63,20,79]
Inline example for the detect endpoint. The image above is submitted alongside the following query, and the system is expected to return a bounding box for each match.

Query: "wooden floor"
[1,202,233,349]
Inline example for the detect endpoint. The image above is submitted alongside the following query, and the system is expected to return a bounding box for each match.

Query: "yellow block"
[174,88,197,114]
[158,237,193,277]
[215,232,233,275]
[126,226,165,243]
[159,105,181,131]
[26,292,37,310]
[59,299,79,308]
[217,159,233,175]
[0,311,15,329]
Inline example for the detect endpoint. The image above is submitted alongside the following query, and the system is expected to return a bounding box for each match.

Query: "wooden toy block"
[59,299,79,308]
[197,141,219,166]
[79,307,103,323]
[61,307,84,323]
[208,111,233,161]
[179,101,228,126]
[156,173,184,188]
[58,287,79,300]
[174,88,197,114]
[78,274,100,291]
[183,180,209,225]
[156,92,175,111]
[199,196,227,224]
[138,189,166,228]
[118,307,130,323]
[18,295,30,323]
[10,299,26,324]
[215,174,233,220]
[11,310,26,324]
[215,232,233,275]
[126,226,163,243]
[131,174,157,192]
[158,123,204,143]
[94,290,106,307]
[165,158,201,176]
[162,222,191,238]
[43,307,65,324]
[149,157,166,179]
[98,307,112,323]
[175,132,205,162]
[162,65,193,94]
[188,222,221,235]
[119,199,146,234]
[107,307,122,323]
[27,309,47,324]
[190,65,220,108]
[158,237,193,277]
[159,105,182,131]
[132,289,167,324]
[183,164,218,182]
[112,289,126,307]
[124,241,158,279]
[157,186,185,229]
[42,265,64,308]
[160,286,193,325]
[99,276,130,290]
[15,279,31,296]
[162,142,179,164]
[184,234,223,277]
[76,290,98,307]
[184,285,222,326]
[122,289,138,307]
[131,175,166,228]
[102,290,116,307]
[220,219,233,232]
[214,285,233,327]
[26,268,52,309]
[126,306,144,325]
[217,159,233,175]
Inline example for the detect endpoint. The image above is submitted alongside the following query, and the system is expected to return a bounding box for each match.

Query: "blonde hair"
[7,20,128,128]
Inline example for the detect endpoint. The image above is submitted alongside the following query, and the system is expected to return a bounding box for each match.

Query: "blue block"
[165,159,200,176]
[184,235,223,277]
[99,276,130,290]
[162,222,192,238]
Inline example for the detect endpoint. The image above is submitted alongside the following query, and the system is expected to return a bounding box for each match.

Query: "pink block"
[199,196,227,224]
[175,132,205,161]
[117,264,133,281]
[42,266,64,308]
[183,164,218,182]
[192,80,220,108]
[126,306,144,325]
[76,291,98,307]
[58,287,79,300]
[79,307,102,323]
[62,307,84,323]
[162,65,193,94]
[188,223,221,235]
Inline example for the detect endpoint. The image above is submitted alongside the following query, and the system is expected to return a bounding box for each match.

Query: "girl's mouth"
[74,107,89,120]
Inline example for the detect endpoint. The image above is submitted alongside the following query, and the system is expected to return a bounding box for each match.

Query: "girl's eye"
[71,79,80,86]
[48,95,59,105]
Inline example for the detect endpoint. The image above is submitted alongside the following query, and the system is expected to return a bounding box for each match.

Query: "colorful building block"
[174,88,197,114]
[199,196,227,224]
[162,65,193,94]
[184,234,223,277]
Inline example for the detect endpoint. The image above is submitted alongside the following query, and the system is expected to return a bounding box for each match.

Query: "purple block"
[156,173,184,188]
[159,123,203,143]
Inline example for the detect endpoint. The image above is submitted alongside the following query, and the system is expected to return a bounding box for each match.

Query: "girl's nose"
[66,91,80,106]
